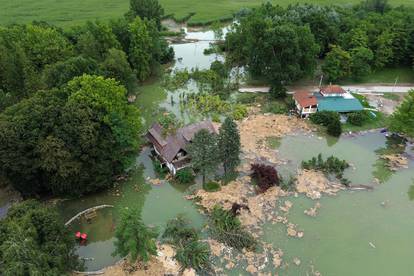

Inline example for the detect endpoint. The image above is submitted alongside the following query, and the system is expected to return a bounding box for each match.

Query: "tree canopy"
[187,129,219,184]
[226,2,414,82]
[218,117,241,176]
[389,90,414,137]
[0,200,79,275]
[113,207,158,263]
[0,75,141,196]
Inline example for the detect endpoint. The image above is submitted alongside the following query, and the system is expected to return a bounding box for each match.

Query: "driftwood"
[347,185,374,191]
[65,205,114,226]
[73,270,105,275]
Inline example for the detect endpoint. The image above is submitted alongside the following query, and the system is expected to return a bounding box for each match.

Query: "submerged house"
[293,85,363,117]
[146,120,218,175]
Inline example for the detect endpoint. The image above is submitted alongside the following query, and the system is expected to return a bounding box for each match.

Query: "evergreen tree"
[113,207,158,263]
[218,117,241,176]
[389,90,414,137]
[187,129,219,184]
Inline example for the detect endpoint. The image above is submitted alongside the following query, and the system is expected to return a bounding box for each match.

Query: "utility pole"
[392,76,399,93]
[319,74,324,88]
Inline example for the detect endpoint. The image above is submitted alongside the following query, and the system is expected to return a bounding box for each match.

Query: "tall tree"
[0,200,80,275]
[127,0,164,29]
[128,17,153,81]
[187,129,219,184]
[0,75,141,196]
[100,48,137,91]
[218,117,241,176]
[113,207,158,263]
[322,45,351,81]
[389,90,414,137]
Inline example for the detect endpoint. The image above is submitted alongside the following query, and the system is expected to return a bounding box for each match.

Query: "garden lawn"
[342,111,387,132]
[1,0,413,28]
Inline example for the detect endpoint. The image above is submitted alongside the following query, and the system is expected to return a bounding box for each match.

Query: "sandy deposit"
[381,154,409,170]
[296,170,345,199]
[96,244,195,276]
[238,114,311,164]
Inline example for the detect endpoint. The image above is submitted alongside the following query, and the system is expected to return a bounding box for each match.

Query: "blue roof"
[316,95,363,113]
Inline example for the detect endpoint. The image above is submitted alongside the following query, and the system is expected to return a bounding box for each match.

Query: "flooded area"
[3,26,412,274]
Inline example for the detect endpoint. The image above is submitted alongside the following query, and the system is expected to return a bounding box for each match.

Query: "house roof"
[316,95,363,113]
[293,90,318,107]
[147,120,218,163]
[320,85,346,95]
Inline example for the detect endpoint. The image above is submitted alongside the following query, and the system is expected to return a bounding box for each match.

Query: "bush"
[236,93,259,104]
[250,163,280,193]
[203,181,221,192]
[232,104,248,120]
[262,101,288,114]
[269,83,287,99]
[153,158,168,177]
[310,111,340,126]
[327,119,342,137]
[347,111,368,126]
[209,206,257,251]
[175,168,195,184]
[302,153,350,181]
[310,111,342,137]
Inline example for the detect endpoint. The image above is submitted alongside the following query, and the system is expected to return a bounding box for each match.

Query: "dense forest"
[0,0,173,197]
[226,1,414,85]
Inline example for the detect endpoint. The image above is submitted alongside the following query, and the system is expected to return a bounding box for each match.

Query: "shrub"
[310,111,342,137]
[310,111,340,126]
[203,181,221,192]
[153,158,168,177]
[250,163,280,193]
[263,101,288,114]
[175,168,195,184]
[236,93,259,104]
[231,104,248,120]
[327,119,342,137]
[347,111,368,126]
[269,82,287,99]
[302,153,350,182]
[209,206,257,251]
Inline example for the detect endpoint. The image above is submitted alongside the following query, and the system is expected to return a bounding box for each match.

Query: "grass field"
[1,0,414,28]
[341,67,414,85]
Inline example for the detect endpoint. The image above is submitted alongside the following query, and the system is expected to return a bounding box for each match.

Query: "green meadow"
[1,0,414,28]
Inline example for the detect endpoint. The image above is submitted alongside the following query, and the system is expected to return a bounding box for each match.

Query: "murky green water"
[55,27,414,274]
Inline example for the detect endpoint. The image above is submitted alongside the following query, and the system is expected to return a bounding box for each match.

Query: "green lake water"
[54,28,414,274]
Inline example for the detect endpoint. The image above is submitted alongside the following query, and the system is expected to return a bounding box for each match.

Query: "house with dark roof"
[146,120,218,175]
[293,85,363,117]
